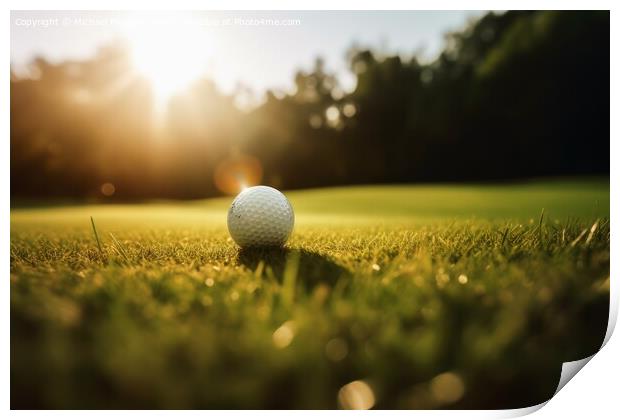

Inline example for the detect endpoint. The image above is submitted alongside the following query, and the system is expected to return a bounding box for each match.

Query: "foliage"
[10,11,610,199]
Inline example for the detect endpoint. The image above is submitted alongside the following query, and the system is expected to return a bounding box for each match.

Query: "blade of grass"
[90,216,106,262]
[570,228,589,248]
[500,226,510,247]
[538,208,545,249]
[585,219,599,245]
[109,233,130,263]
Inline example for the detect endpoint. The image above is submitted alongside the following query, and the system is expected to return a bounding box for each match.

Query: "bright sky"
[11,10,485,98]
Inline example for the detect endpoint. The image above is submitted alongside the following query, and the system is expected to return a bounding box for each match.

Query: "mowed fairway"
[11,179,610,409]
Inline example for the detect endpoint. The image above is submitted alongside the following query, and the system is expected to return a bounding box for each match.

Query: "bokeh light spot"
[430,372,465,404]
[325,338,348,362]
[342,103,357,117]
[272,321,296,349]
[325,106,340,124]
[101,182,116,196]
[338,380,375,410]
[309,114,323,129]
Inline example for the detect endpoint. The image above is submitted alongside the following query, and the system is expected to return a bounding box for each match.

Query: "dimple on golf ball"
[227,186,294,248]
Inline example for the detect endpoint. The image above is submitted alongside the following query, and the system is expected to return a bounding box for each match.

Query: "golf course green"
[10,178,610,409]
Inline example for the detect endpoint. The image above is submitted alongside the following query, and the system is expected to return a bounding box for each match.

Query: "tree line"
[10,11,610,200]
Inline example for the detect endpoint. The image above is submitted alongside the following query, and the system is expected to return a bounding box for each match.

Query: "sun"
[124,24,208,110]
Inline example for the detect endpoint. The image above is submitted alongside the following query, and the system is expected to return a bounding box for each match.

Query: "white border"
[4,1,617,418]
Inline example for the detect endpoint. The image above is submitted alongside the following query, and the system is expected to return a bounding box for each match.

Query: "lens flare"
[214,155,263,195]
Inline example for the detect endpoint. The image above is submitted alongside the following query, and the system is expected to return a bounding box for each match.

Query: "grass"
[10,178,610,409]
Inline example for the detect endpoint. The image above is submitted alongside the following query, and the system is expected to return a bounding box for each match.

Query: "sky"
[11,11,486,98]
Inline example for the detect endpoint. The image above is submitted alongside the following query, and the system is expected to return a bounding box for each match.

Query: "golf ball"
[227,186,294,248]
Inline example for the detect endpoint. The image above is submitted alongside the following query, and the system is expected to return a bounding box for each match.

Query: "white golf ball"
[227,186,295,248]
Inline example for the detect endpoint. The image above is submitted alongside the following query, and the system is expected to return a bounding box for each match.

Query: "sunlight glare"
[125,25,208,110]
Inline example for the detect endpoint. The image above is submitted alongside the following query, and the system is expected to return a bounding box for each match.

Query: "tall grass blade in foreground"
[90,216,105,262]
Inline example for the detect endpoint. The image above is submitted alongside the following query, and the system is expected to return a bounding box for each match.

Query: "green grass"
[11,179,610,409]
